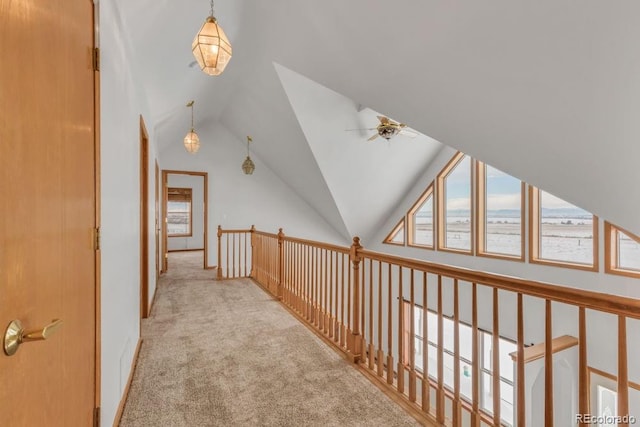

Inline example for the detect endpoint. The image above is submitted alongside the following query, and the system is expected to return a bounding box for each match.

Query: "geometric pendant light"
[242,136,255,175]
[183,101,200,154]
[192,0,232,76]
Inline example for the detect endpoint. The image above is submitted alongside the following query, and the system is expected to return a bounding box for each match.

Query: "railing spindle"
[422,271,430,413]
[397,266,404,394]
[409,269,417,403]
[436,275,444,423]
[217,226,222,279]
[618,315,629,427]
[578,307,588,427]
[377,261,384,377]
[453,279,460,426]
[544,299,553,427]
[368,259,374,370]
[493,288,501,426]
[471,283,479,427]
[387,263,394,385]
[517,293,525,427]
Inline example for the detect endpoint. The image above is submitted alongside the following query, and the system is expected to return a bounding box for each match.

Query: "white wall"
[100,1,159,424]
[167,174,205,251]
[158,121,349,267]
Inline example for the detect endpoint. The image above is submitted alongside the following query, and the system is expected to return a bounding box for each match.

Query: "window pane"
[391,224,405,243]
[500,381,514,425]
[618,229,640,271]
[597,385,617,422]
[167,200,190,235]
[444,156,471,250]
[485,165,522,256]
[539,190,594,265]
[413,195,433,246]
[428,344,438,379]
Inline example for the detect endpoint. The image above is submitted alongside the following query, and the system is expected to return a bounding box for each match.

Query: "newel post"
[217,225,223,280]
[277,228,285,300]
[249,225,256,278]
[348,236,363,362]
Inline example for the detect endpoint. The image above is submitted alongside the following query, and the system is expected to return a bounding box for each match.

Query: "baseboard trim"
[148,287,158,316]
[248,278,438,427]
[112,339,143,427]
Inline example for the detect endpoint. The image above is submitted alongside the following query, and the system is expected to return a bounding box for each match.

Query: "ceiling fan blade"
[377,115,390,125]
[399,129,418,138]
[367,133,379,141]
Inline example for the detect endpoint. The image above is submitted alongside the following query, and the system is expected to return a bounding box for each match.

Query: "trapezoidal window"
[605,222,640,278]
[167,187,193,237]
[529,187,598,271]
[384,218,406,246]
[408,184,434,248]
[437,152,473,253]
[476,162,524,260]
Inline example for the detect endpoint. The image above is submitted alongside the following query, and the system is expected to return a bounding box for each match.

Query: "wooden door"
[0,0,97,426]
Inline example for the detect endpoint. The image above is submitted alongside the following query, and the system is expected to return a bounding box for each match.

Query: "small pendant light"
[184,101,200,154]
[242,136,255,175]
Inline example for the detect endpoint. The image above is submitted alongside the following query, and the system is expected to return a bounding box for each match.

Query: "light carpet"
[120,251,420,427]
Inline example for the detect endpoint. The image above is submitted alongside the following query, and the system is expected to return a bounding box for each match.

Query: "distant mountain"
[436,208,591,219]
[540,207,591,218]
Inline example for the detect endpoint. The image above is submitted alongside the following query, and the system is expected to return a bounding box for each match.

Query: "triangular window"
[384,218,406,246]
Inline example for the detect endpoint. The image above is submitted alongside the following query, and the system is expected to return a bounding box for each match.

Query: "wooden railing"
[217,226,640,426]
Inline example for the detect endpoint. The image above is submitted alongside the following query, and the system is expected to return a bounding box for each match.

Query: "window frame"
[528,186,599,271]
[437,152,474,255]
[405,301,516,426]
[407,183,435,249]
[383,217,406,246]
[475,161,525,262]
[167,187,193,238]
[604,221,640,278]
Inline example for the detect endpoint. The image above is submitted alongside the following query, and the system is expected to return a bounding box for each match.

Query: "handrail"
[358,248,640,319]
[283,235,350,254]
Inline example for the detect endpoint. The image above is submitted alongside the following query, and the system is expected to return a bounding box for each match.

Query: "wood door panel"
[0,0,96,426]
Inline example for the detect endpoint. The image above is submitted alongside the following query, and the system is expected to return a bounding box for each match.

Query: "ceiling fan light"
[184,130,200,154]
[192,16,232,76]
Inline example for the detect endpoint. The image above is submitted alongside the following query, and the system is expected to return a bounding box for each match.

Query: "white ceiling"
[114,0,640,236]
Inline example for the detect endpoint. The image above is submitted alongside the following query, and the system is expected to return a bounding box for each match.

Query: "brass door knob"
[3,319,63,356]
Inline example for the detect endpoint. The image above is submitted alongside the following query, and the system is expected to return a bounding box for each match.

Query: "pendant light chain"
[210,0,215,17]
[191,102,195,130]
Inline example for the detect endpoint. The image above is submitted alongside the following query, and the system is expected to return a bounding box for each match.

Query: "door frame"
[140,116,150,319]
[93,0,102,418]
[162,170,209,270]
[155,160,160,281]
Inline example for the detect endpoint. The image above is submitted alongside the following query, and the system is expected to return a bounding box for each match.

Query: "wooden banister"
[219,226,640,427]
[358,248,640,319]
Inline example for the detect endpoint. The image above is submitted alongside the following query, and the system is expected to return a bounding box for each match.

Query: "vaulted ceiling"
[114,0,640,236]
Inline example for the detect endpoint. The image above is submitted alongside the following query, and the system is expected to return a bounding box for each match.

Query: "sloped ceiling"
[114,0,640,235]
[275,64,443,243]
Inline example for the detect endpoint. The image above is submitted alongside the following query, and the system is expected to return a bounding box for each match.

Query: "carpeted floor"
[120,251,420,427]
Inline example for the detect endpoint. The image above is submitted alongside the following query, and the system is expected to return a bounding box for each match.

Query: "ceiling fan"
[347,116,418,141]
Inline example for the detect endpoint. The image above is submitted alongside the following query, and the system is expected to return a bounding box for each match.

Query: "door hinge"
[94,227,101,251]
[93,407,100,427]
[93,47,100,71]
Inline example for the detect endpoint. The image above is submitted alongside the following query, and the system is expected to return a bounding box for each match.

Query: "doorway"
[162,170,209,271]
